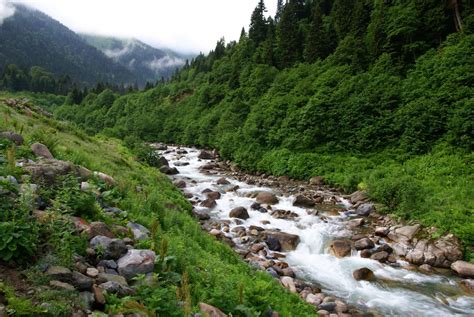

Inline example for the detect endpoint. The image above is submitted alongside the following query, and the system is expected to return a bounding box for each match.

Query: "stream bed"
[158,145,474,316]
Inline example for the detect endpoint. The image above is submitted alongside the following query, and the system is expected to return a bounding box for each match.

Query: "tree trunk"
[449,0,463,32]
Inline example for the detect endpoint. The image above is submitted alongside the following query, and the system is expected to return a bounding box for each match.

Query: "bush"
[0,221,38,263]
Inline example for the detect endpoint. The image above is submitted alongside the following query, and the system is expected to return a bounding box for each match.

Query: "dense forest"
[54,0,474,257]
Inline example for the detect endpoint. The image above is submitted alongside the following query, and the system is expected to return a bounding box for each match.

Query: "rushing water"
[160,146,474,316]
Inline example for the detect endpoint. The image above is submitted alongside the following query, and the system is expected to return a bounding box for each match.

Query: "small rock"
[353,268,375,281]
[371,251,389,263]
[330,240,352,258]
[79,291,95,310]
[229,207,249,220]
[173,180,186,188]
[360,249,372,258]
[347,218,365,228]
[216,177,230,185]
[86,267,99,278]
[31,143,54,159]
[49,280,75,291]
[99,281,135,296]
[198,302,227,317]
[94,172,116,186]
[159,166,179,175]
[46,266,72,282]
[305,293,322,306]
[375,227,390,237]
[256,192,279,205]
[355,203,374,216]
[88,222,114,239]
[206,191,221,200]
[451,261,474,278]
[309,176,324,186]
[280,276,297,293]
[201,198,217,209]
[0,131,24,145]
[318,302,336,312]
[92,284,106,305]
[97,273,128,286]
[459,279,474,295]
[350,191,368,204]
[293,195,315,208]
[72,271,94,290]
[127,222,150,241]
[354,238,375,250]
[209,229,221,236]
[117,249,156,280]
[198,151,215,160]
[264,231,300,251]
[90,236,128,260]
[419,264,436,274]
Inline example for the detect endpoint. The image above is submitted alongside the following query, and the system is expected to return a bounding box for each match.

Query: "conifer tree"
[305,4,326,62]
[332,0,355,40]
[275,0,284,23]
[276,1,303,68]
[249,0,268,46]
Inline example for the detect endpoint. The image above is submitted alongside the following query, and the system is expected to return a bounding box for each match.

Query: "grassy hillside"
[0,97,315,316]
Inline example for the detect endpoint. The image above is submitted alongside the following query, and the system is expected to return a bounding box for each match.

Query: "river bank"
[155,144,474,316]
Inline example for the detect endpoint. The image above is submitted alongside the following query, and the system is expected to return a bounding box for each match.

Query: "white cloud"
[147,55,185,72]
[11,0,276,53]
[0,0,15,25]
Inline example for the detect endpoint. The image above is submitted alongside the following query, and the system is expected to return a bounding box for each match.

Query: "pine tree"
[249,0,268,46]
[276,1,303,68]
[275,0,284,23]
[366,0,387,61]
[305,4,326,62]
[332,0,355,40]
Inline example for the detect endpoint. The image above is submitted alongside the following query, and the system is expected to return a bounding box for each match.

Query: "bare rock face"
[256,192,279,205]
[264,231,300,251]
[229,207,249,219]
[451,261,474,278]
[330,240,352,258]
[31,142,54,159]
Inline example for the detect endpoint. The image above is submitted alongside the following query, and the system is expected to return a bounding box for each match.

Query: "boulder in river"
[256,192,279,205]
[330,240,352,258]
[264,231,300,251]
[350,190,368,204]
[158,156,169,167]
[206,191,221,200]
[459,279,474,295]
[201,198,217,209]
[173,179,186,188]
[293,195,315,208]
[354,238,374,250]
[159,166,179,175]
[353,268,375,281]
[198,150,215,160]
[216,177,230,185]
[371,251,389,263]
[229,207,249,220]
[451,261,474,278]
[355,203,374,216]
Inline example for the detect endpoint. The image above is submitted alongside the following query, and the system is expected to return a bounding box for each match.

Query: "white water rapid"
[160,146,474,316]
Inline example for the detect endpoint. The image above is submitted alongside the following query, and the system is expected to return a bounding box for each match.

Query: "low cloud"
[147,55,185,72]
[0,0,15,25]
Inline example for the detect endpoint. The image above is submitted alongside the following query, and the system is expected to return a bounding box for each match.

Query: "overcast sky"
[5,0,277,54]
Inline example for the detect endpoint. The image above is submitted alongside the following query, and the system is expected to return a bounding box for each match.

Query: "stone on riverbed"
[201,198,217,209]
[293,195,315,207]
[264,231,300,252]
[353,268,375,281]
[229,207,249,219]
[206,191,221,200]
[160,166,179,175]
[355,203,374,216]
[330,240,352,258]
[354,238,374,250]
[198,150,216,160]
[451,261,474,278]
[256,192,279,205]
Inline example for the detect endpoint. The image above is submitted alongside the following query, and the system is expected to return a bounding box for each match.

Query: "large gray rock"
[198,150,215,160]
[23,159,75,185]
[350,191,368,204]
[97,273,128,286]
[353,268,375,281]
[355,203,374,216]
[354,238,374,250]
[117,249,156,280]
[451,261,474,278]
[72,271,94,290]
[46,266,72,282]
[0,131,24,145]
[31,143,54,159]
[127,222,150,241]
[90,236,128,260]
[159,166,179,175]
[99,281,135,296]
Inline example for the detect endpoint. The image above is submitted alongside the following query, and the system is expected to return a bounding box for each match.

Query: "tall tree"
[332,0,355,40]
[305,4,327,62]
[276,1,304,68]
[275,0,284,23]
[249,0,268,46]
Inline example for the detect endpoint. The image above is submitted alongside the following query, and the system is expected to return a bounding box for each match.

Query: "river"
[158,145,474,316]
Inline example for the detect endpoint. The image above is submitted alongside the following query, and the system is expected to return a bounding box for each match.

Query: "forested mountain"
[0,4,133,85]
[56,0,474,255]
[81,34,190,86]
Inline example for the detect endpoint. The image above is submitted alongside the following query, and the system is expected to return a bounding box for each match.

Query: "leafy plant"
[0,221,38,263]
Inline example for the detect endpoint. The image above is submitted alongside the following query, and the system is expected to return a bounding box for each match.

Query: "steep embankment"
[0,97,315,316]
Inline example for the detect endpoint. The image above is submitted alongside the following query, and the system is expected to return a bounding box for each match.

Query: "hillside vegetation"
[53,0,474,259]
[0,98,314,316]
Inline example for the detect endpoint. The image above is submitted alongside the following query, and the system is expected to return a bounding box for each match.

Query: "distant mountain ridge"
[81,34,190,85]
[0,4,134,85]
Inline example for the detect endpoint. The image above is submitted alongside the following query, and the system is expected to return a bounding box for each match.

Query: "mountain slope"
[81,34,189,85]
[0,4,133,85]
